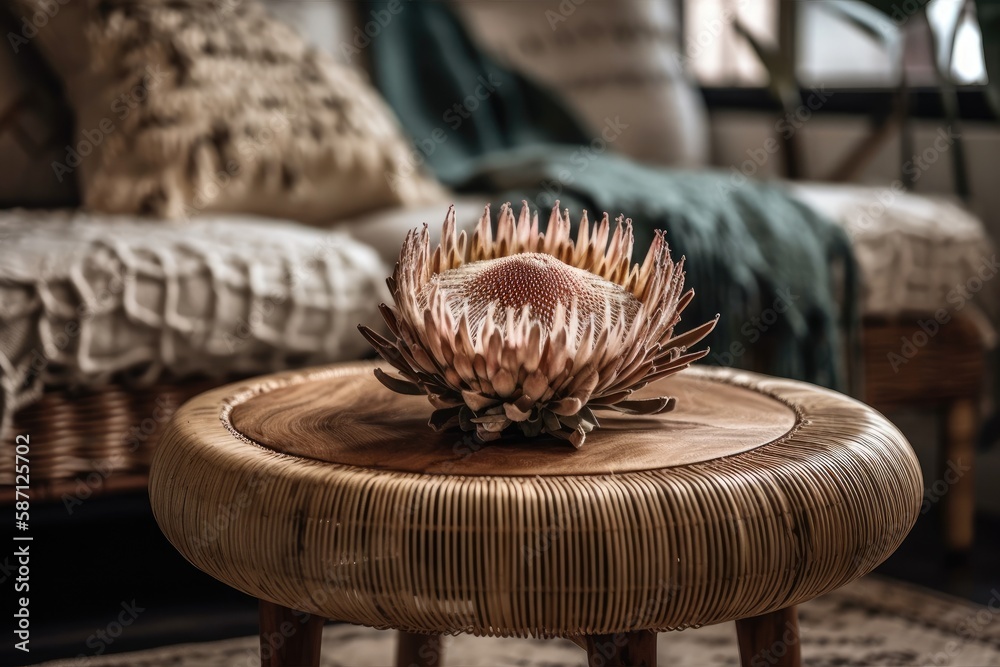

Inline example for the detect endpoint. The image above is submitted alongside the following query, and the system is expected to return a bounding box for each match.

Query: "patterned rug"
[32,577,1000,667]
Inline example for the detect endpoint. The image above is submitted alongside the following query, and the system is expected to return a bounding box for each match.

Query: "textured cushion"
[787,182,997,318]
[7,0,444,222]
[451,0,709,167]
[0,209,390,435]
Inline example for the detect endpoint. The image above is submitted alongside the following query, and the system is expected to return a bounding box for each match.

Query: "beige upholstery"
[0,209,392,435]
[788,182,997,326]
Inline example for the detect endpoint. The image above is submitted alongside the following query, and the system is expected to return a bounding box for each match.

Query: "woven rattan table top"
[149,362,922,636]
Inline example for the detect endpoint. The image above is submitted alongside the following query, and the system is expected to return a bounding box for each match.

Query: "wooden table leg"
[944,398,976,553]
[585,630,657,667]
[259,599,325,667]
[736,606,801,667]
[396,631,443,667]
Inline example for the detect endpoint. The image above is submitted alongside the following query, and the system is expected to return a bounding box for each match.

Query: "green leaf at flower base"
[541,410,562,434]
[519,417,544,438]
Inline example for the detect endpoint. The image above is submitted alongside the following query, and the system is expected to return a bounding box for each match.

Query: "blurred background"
[2,0,1000,664]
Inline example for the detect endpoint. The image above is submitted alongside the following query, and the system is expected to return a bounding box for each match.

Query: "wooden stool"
[149,362,922,667]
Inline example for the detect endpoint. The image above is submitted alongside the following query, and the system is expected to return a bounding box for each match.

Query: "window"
[683,0,987,88]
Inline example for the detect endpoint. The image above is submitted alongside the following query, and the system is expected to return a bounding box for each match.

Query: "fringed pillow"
[8,0,444,223]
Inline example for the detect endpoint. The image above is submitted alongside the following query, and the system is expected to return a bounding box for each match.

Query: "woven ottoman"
[149,362,922,666]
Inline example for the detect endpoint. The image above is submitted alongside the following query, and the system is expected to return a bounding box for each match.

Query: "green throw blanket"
[363,1,858,390]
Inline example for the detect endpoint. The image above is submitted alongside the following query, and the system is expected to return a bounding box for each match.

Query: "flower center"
[428,253,640,335]
[466,254,586,326]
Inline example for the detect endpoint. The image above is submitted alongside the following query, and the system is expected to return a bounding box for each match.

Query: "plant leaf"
[428,406,462,431]
[854,0,932,25]
[976,0,1000,116]
[373,367,424,395]
[821,1,898,44]
[607,397,677,416]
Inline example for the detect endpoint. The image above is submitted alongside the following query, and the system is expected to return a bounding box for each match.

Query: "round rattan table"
[149,362,922,667]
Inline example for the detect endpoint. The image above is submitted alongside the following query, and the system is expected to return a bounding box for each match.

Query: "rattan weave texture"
[150,362,921,637]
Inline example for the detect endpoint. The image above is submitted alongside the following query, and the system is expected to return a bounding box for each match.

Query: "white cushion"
[787,182,997,320]
[0,210,390,431]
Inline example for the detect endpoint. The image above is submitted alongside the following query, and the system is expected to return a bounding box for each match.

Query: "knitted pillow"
[7,0,444,222]
[452,0,710,167]
[0,209,391,435]
[787,182,997,318]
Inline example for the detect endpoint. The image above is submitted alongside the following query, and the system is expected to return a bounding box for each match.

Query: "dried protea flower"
[358,202,718,448]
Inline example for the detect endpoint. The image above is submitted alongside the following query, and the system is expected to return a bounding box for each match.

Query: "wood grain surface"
[150,362,923,637]
[229,364,799,476]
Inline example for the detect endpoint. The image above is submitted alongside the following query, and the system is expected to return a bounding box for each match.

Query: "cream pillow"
[452,0,710,167]
[8,0,444,223]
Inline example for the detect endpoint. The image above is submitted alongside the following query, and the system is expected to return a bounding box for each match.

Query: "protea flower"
[358,202,717,448]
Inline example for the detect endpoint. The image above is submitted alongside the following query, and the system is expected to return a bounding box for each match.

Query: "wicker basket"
[0,380,219,503]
